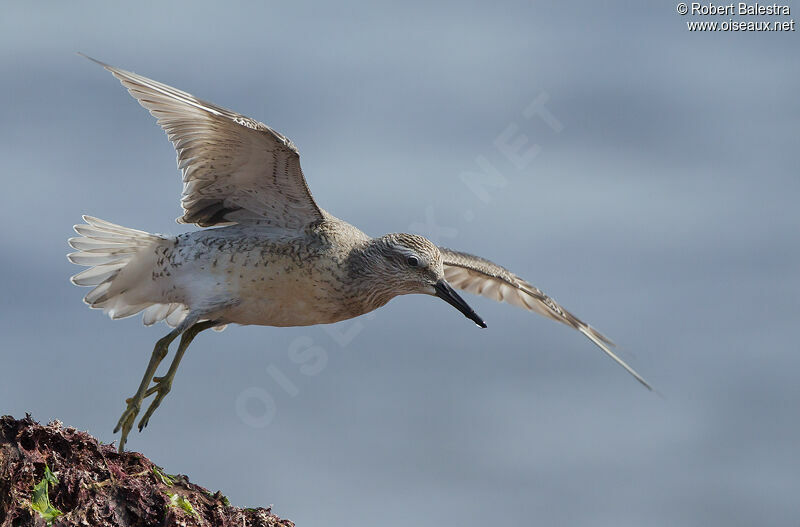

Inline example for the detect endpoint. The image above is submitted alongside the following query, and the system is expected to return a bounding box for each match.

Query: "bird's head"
[353,233,486,328]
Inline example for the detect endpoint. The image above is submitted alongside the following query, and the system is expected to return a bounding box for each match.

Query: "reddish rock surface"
[0,415,293,527]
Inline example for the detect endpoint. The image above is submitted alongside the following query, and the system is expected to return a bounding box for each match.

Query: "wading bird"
[69,56,651,452]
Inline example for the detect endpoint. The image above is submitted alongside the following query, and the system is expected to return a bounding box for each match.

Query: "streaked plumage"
[69,56,651,452]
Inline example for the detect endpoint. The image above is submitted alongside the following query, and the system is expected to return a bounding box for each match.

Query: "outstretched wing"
[83,55,324,229]
[440,247,652,390]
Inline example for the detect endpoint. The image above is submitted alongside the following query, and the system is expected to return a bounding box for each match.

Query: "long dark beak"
[434,280,487,328]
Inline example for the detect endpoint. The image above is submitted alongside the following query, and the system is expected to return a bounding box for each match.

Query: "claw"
[138,377,173,431]
[114,399,142,452]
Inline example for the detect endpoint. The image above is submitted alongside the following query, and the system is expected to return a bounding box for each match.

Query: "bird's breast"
[193,246,360,327]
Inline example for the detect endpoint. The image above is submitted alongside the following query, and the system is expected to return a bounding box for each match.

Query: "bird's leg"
[114,328,181,452]
[137,320,218,431]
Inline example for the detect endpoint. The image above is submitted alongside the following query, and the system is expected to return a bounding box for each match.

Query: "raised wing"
[83,55,324,229]
[440,247,652,390]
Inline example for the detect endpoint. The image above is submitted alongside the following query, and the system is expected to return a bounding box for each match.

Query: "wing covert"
[84,55,324,229]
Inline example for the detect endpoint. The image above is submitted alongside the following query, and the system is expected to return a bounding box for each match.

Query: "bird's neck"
[343,239,397,314]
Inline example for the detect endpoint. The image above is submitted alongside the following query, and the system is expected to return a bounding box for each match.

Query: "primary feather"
[440,247,652,390]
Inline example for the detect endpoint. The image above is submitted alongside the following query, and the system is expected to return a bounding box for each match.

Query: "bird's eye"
[406,256,419,267]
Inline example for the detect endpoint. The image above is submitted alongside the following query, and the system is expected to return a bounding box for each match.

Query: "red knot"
[69,55,652,452]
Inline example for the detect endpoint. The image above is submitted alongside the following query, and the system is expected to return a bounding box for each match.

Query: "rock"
[0,415,293,527]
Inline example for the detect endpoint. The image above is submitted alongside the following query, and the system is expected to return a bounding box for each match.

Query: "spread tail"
[68,216,189,327]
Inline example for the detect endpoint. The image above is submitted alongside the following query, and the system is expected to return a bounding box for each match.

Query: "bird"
[69,55,652,452]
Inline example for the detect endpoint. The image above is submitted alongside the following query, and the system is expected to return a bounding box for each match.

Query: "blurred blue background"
[2,2,798,526]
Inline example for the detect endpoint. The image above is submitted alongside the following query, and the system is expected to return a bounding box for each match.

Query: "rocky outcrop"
[0,415,293,527]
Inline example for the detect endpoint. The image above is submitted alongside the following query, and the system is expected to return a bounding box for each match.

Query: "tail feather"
[83,281,113,304]
[68,216,190,327]
[166,306,187,327]
[142,303,171,326]
[71,264,123,286]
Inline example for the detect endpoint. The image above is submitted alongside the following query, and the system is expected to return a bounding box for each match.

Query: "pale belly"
[217,271,358,327]
[168,247,362,327]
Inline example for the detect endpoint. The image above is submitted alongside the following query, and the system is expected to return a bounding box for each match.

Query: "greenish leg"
[114,328,181,453]
[136,320,218,432]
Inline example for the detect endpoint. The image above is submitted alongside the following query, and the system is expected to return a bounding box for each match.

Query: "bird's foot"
[137,375,173,431]
[113,397,142,453]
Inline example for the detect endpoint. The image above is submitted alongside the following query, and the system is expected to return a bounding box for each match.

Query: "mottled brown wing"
[86,55,324,229]
[440,247,652,390]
